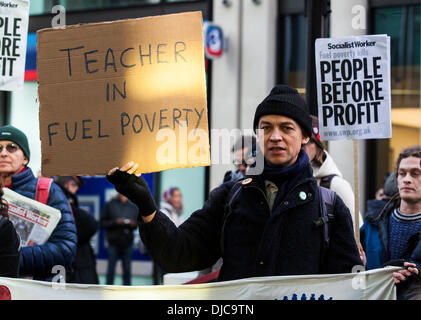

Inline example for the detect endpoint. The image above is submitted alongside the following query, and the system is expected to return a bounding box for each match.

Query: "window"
[277,14,307,92]
[373,4,420,180]
[375,5,420,110]
[58,0,160,11]
[29,0,202,15]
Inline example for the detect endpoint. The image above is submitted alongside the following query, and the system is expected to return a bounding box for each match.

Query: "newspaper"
[3,187,61,247]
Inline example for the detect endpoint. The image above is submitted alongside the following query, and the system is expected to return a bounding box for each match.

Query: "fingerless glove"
[106,170,157,217]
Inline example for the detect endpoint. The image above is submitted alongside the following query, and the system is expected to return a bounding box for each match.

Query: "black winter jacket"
[139,173,362,282]
[59,188,99,285]
[0,216,20,278]
[101,198,138,247]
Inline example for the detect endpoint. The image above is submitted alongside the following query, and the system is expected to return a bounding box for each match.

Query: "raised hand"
[107,162,157,217]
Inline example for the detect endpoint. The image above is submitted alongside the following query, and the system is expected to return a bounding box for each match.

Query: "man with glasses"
[0,125,77,281]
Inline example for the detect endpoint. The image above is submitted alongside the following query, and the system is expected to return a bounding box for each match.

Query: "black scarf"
[261,150,312,204]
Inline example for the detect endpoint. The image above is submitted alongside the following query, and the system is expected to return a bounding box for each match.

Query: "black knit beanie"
[253,85,312,138]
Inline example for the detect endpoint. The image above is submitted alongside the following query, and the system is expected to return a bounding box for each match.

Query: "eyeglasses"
[0,143,20,153]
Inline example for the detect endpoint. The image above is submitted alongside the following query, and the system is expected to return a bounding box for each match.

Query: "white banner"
[0,267,398,300]
[0,0,30,91]
[315,34,391,140]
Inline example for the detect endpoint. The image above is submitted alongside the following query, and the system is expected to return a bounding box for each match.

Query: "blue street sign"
[204,22,224,59]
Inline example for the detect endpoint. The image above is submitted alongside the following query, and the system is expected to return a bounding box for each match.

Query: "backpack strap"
[319,174,337,189]
[314,186,336,268]
[35,177,53,205]
[220,181,244,255]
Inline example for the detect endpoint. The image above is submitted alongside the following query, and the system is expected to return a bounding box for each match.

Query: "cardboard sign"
[37,11,210,176]
[315,35,391,140]
[0,0,30,91]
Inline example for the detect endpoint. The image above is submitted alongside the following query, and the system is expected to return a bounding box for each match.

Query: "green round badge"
[299,191,307,200]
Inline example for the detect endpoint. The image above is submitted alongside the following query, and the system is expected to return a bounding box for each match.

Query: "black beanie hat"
[253,85,312,138]
[0,125,30,161]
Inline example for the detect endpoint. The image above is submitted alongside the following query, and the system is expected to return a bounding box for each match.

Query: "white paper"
[0,0,30,91]
[3,187,61,247]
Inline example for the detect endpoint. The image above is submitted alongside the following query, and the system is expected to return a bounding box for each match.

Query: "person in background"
[223,135,257,183]
[0,125,76,281]
[0,182,20,278]
[101,193,138,285]
[160,187,184,227]
[302,115,363,228]
[54,176,99,284]
[375,172,398,201]
[361,145,421,300]
[152,187,185,284]
[362,171,399,268]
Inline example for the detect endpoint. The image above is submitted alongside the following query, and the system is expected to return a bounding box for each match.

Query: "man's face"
[257,115,309,167]
[397,156,421,204]
[170,189,182,209]
[0,140,28,175]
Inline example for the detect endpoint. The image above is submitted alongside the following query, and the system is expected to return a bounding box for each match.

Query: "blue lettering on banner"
[278,293,333,300]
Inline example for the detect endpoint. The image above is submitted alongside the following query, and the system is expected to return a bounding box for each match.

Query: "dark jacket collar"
[365,198,399,226]
[364,197,400,262]
[243,150,313,191]
[11,166,35,189]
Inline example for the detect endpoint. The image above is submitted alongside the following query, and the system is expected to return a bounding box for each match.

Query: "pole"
[329,0,369,246]
[353,140,360,244]
[305,0,330,116]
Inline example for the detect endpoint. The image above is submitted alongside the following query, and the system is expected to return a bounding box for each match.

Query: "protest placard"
[315,34,391,141]
[315,34,392,243]
[0,0,29,91]
[37,11,210,176]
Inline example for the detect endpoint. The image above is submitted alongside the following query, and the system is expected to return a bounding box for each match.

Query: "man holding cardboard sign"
[107,85,362,282]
